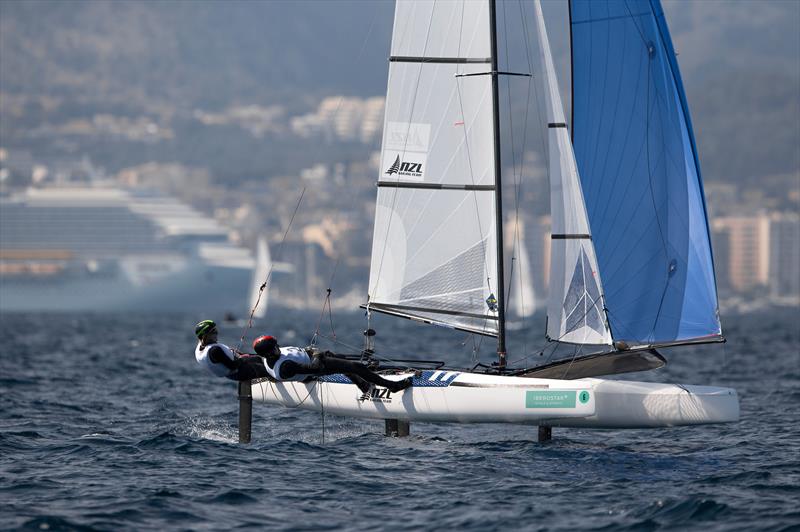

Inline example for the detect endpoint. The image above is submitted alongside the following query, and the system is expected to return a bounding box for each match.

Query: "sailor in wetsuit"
[194,320,269,381]
[252,335,413,394]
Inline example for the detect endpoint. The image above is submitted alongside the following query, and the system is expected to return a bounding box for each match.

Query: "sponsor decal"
[385,122,430,152]
[382,151,426,181]
[579,390,590,404]
[382,122,430,183]
[525,390,577,409]
[358,387,394,404]
[485,293,498,312]
[385,155,422,177]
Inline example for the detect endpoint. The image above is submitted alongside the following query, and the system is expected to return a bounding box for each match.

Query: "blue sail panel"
[569,0,721,345]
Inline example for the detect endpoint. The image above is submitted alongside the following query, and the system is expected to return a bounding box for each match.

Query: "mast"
[488,0,507,368]
[568,0,574,143]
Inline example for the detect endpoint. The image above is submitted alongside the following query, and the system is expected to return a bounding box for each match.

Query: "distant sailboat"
[507,220,537,327]
[248,0,738,432]
[249,237,271,320]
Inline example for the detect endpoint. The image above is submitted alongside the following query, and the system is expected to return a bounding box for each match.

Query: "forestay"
[367,0,500,336]
[533,0,612,346]
[570,0,721,346]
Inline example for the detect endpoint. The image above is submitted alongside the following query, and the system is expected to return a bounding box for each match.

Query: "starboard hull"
[250,370,739,429]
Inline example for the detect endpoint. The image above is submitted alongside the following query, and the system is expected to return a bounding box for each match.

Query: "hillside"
[0,0,797,189]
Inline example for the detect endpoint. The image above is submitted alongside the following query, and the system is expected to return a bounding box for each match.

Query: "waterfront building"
[713,215,771,292]
[769,212,800,301]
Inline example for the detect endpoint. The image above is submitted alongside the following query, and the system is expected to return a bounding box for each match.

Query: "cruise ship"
[0,185,258,312]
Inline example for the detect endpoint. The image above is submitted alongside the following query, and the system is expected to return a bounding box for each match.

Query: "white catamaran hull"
[250,371,739,429]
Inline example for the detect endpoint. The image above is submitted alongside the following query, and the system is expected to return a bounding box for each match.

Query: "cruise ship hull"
[0,262,251,313]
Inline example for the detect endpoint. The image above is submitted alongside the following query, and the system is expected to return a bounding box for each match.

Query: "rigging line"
[450,89,500,332]
[505,287,608,368]
[469,334,480,364]
[527,0,562,344]
[622,0,650,49]
[642,52,673,341]
[559,342,587,380]
[369,0,437,301]
[603,307,641,345]
[498,2,532,350]
[450,48,495,336]
[507,338,560,369]
[518,0,534,73]
[456,0,492,351]
[270,378,318,409]
[453,0,493,304]
[512,0,536,335]
[320,380,325,445]
[312,293,330,347]
[505,44,536,342]
[237,188,306,352]
[501,0,521,310]
[311,257,341,346]
[313,332,417,370]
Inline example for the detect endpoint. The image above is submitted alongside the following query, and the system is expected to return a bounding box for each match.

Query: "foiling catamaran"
[239,0,739,442]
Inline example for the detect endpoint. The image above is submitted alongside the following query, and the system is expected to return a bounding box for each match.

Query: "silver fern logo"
[386,155,400,175]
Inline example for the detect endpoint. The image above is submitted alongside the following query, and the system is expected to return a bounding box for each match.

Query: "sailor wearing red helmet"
[252,334,413,394]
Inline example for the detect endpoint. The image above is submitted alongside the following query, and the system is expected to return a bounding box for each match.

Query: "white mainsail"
[533,0,612,346]
[367,0,500,336]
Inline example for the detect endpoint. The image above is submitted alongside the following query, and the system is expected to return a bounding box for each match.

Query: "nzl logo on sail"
[382,150,426,182]
[385,155,422,177]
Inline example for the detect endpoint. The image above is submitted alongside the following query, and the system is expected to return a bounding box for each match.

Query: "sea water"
[1,309,798,531]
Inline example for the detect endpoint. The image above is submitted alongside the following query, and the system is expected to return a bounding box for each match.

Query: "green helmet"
[194,319,217,339]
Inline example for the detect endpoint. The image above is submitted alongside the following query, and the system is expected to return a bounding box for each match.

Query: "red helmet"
[253,335,278,354]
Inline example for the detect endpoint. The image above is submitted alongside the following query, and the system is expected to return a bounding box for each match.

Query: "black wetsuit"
[210,345,412,392]
[267,350,412,393]
[206,346,269,381]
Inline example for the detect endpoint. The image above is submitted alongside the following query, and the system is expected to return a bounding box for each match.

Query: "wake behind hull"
[250,371,739,429]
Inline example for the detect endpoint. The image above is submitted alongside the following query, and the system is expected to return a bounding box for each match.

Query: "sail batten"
[570,0,722,346]
[389,56,492,64]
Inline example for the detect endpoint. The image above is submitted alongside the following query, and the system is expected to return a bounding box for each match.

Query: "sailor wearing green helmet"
[194,319,269,381]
